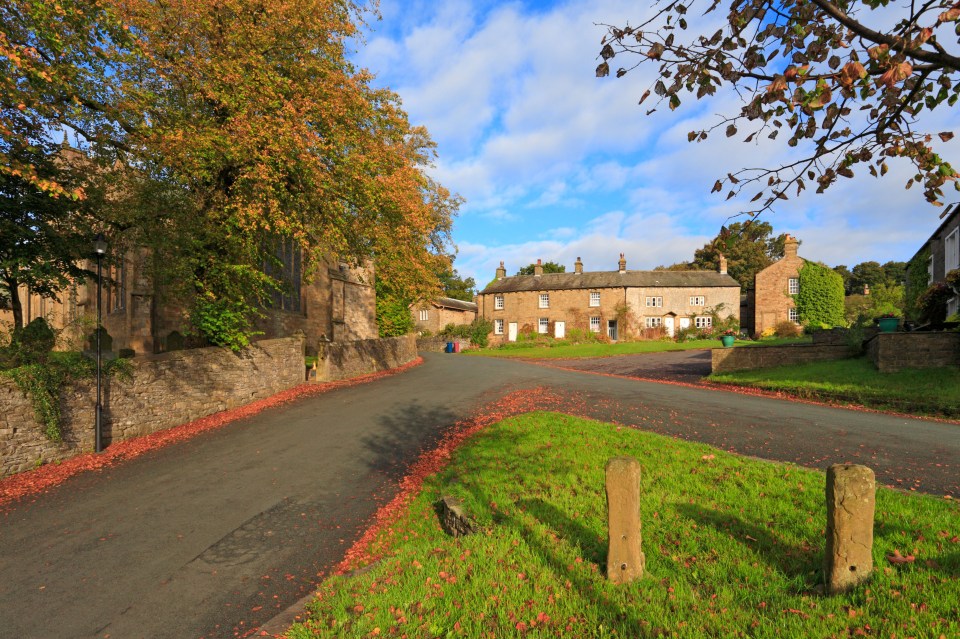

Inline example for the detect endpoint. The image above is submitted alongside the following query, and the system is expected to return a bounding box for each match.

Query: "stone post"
[605,456,645,583]
[824,464,875,594]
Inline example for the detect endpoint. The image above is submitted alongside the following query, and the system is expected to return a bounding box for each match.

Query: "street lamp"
[93,233,107,453]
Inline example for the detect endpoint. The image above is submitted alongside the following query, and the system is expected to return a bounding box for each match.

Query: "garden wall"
[0,337,305,478]
[711,343,856,374]
[866,332,960,373]
[416,336,474,353]
[316,334,418,382]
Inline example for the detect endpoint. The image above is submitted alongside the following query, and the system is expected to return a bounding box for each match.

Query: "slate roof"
[479,270,740,294]
[434,297,478,312]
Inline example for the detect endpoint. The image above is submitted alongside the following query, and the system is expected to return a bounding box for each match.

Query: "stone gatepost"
[605,456,645,583]
[824,464,875,594]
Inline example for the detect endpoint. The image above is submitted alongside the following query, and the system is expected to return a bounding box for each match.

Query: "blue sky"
[352,0,960,287]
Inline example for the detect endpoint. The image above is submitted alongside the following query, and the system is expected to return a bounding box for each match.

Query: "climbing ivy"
[904,248,931,321]
[796,261,846,328]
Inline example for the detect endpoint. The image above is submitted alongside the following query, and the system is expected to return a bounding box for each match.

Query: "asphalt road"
[1,352,958,639]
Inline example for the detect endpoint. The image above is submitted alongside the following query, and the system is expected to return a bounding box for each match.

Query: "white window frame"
[689,296,705,306]
[946,227,959,274]
[589,291,601,307]
[538,318,549,334]
[788,278,799,295]
[928,255,934,284]
[494,319,504,335]
[539,293,550,309]
[695,316,712,328]
[645,296,663,308]
[589,316,601,332]
[494,294,504,310]
[789,307,799,322]
[419,309,429,321]
[645,317,662,328]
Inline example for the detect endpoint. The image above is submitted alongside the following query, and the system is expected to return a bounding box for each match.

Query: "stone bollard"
[605,456,645,583]
[824,464,876,594]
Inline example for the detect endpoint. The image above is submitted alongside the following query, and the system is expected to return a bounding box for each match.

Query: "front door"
[607,320,618,341]
[554,321,565,339]
[508,322,518,342]
[664,316,675,337]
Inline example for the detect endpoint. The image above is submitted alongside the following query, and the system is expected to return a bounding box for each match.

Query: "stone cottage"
[908,202,960,319]
[411,297,478,334]
[477,255,740,344]
[747,234,805,336]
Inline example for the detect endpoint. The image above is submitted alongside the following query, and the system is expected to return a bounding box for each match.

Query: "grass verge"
[709,357,960,418]
[287,412,959,638]
[464,337,810,359]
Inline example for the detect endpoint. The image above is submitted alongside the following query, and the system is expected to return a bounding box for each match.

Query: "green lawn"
[464,337,811,359]
[287,412,959,639]
[710,357,960,417]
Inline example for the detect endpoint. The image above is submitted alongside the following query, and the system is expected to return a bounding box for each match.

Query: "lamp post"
[93,233,107,453]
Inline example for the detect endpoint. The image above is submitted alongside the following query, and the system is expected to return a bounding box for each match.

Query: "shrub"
[10,317,57,365]
[796,261,846,327]
[916,282,954,324]
[773,320,802,338]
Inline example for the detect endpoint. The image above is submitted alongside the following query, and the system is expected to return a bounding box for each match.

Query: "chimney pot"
[618,253,626,273]
[575,257,583,274]
[534,259,543,277]
[496,261,506,280]
[718,253,728,275]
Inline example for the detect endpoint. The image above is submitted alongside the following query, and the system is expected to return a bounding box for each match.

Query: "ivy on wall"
[796,261,846,327]
[904,248,930,321]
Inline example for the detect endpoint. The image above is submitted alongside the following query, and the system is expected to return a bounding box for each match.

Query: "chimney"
[863,284,870,295]
[534,259,543,277]
[574,257,583,274]
[496,261,506,279]
[718,253,728,275]
[618,253,626,273]
[784,234,799,258]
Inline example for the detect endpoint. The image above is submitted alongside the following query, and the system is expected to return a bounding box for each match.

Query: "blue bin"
[445,342,454,353]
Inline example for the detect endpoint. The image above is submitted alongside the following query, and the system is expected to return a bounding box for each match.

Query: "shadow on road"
[365,401,458,481]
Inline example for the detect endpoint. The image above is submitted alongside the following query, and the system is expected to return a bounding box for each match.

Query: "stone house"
[411,297,478,334]
[749,235,805,336]
[2,248,377,357]
[476,255,740,344]
[908,202,960,318]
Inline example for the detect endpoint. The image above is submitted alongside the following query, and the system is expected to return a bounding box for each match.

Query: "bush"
[773,320,802,338]
[10,317,57,365]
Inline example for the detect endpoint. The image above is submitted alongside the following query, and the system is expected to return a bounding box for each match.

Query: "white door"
[664,316,675,337]
[508,322,518,342]
[554,321,565,339]
[679,317,690,331]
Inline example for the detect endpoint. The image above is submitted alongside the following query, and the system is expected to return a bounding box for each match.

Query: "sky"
[351,0,960,288]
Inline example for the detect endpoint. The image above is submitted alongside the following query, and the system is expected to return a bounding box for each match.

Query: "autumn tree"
[517,261,566,275]
[596,0,960,218]
[691,220,788,288]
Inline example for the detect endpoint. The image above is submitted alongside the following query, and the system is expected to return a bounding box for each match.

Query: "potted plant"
[720,328,736,347]
[876,312,900,333]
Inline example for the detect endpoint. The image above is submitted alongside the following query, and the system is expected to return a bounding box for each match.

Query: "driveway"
[1,352,957,638]
[530,349,713,382]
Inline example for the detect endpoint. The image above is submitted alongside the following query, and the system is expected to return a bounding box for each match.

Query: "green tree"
[691,221,788,289]
[796,261,846,327]
[832,265,852,295]
[596,0,960,218]
[374,277,415,339]
[881,261,907,287]
[439,268,476,302]
[850,261,886,294]
[517,261,566,275]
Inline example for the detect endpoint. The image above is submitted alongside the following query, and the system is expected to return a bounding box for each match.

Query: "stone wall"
[711,343,856,374]
[0,337,305,478]
[866,332,960,373]
[316,334,417,382]
[416,336,474,352]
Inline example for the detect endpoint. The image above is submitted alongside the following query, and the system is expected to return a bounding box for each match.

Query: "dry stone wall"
[316,334,417,382]
[0,337,304,478]
[866,332,960,372]
[711,343,855,374]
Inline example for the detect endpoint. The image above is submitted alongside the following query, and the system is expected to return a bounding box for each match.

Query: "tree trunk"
[4,277,24,331]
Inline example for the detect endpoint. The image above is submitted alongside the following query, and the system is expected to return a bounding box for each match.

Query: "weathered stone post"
[605,456,645,583]
[824,464,875,594]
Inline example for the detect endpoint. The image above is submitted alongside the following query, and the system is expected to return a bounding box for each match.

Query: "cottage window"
[946,228,959,273]
[689,296,704,306]
[789,308,799,322]
[788,278,799,295]
[494,319,504,335]
[494,294,504,310]
[645,317,662,328]
[539,293,550,309]
[695,316,712,328]
[589,316,601,332]
[645,297,662,308]
[419,309,429,321]
[589,291,601,307]
[538,318,549,334]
